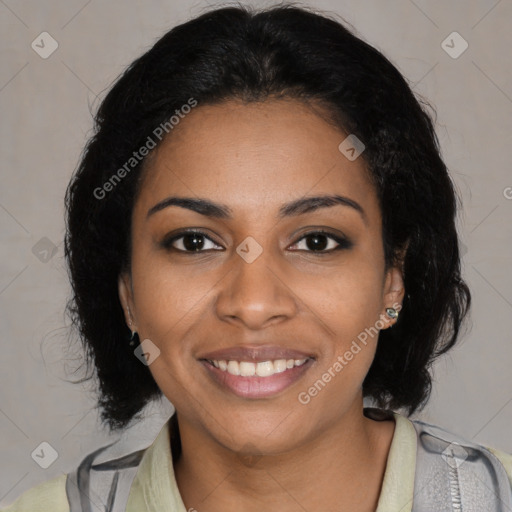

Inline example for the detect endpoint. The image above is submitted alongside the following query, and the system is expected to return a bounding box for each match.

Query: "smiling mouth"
[204,358,309,377]
[200,357,314,398]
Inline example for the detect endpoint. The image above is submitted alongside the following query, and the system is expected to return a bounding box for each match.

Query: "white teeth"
[274,359,287,373]
[210,357,308,377]
[227,360,240,376]
[256,361,274,377]
[239,361,256,376]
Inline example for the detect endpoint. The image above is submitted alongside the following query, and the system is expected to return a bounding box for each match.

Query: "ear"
[381,266,405,329]
[118,271,137,331]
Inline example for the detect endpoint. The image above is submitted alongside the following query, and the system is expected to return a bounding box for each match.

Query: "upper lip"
[199,345,315,362]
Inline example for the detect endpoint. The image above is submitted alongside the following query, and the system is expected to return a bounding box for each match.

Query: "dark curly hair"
[64,2,471,433]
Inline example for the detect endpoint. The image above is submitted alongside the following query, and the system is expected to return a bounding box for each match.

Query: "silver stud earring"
[385,307,399,320]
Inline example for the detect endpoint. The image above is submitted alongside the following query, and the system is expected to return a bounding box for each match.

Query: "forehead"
[135,99,379,222]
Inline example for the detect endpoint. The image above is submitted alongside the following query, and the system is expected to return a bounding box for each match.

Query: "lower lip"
[201,359,313,399]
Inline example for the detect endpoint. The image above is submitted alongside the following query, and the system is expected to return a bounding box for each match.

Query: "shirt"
[2,410,512,511]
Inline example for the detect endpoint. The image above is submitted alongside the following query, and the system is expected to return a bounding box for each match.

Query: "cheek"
[129,257,211,407]
[310,260,385,332]
[131,251,215,332]
[298,269,383,413]
[301,257,385,389]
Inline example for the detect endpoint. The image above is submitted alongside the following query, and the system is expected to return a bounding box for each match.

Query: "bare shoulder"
[0,474,68,512]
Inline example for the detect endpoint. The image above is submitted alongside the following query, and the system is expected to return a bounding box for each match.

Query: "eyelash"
[161,229,353,255]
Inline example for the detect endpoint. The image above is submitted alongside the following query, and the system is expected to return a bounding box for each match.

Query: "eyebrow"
[146,194,367,223]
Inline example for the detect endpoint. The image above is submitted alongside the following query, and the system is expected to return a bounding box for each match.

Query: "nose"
[215,246,298,330]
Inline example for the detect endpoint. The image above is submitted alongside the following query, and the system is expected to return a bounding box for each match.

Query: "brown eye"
[289,231,353,253]
[162,231,223,252]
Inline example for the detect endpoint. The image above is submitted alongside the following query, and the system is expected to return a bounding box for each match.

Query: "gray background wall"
[1,0,511,506]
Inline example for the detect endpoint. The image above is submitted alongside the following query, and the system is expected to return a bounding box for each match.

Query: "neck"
[173,402,395,512]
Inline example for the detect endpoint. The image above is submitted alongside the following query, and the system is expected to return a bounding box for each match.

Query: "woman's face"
[119,98,404,454]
